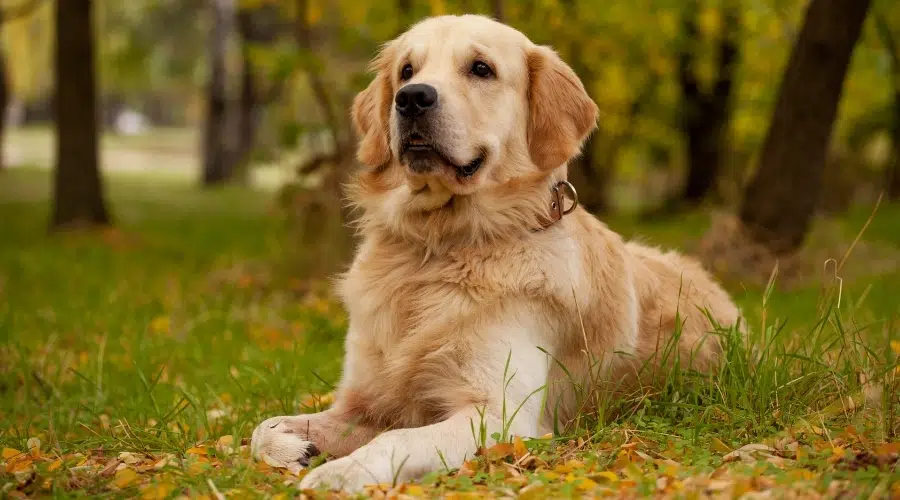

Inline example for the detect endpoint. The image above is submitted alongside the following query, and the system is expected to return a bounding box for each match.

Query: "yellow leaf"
[891,340,900,354]
[216,435,234,454]
[114,468,139,488]
[301,392,334,408]
[186,447,208,456]
[48,459,63,472]
[150,316,170,335]
[187,461,208,476]
[828,446,847,464]
[140,482,176,500]
[484,443,515,461]
[8,459,33,473]
[2,447,23,460]
[711,437,732,453]
[573,477,598,491]
[513,436,528,459]
[402,484,425,496]
[593,470,618,482]
[518,483,546,500]
[564,459,584,470]
[553,463,574,473]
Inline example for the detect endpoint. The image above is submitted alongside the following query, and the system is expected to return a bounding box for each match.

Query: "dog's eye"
[471,61,493,78]
[400,64,414,81]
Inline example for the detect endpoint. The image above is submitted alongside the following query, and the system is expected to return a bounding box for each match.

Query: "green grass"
[1,167,899,498]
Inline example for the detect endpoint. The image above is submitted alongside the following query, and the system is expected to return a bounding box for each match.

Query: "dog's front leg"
[297,409,510,492]
[299,338,550,491]
[251,409,379,474]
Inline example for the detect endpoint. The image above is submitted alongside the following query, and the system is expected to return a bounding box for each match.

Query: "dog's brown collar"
[534,180,578,231]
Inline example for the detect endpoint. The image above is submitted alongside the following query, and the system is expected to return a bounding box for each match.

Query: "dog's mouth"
[401,134,485,179]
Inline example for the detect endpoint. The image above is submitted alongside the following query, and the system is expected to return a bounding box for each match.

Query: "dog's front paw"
[251,416,321,474]
[298,456,386,493]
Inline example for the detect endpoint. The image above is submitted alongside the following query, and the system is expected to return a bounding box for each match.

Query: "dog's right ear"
[351,43,396,168]
[526,45,598,171]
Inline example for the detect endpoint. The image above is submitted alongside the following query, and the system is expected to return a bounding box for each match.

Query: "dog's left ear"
[351,43,396,168]
[526,45,598,171]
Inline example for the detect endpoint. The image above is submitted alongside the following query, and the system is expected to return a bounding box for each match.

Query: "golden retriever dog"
[251,14,739,492]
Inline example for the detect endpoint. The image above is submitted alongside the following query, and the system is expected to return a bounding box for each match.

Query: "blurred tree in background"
[739,0,872,254]
[874,7,900,200]
[51,0,109,228]
[0,0,897,278]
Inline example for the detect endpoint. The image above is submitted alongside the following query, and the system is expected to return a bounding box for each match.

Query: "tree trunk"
[51,0,110,229]
[566,135,609,214]
[232,7,271,183]
[888,90,900,200]
[0,38,7,172]
[678,1,739,206]
[232,54,259,183]
[738,0,871,254]
[875,11,900,200]
[202,0,236,186]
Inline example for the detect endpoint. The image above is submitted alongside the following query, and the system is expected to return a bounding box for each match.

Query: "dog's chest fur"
[334,234,572,428]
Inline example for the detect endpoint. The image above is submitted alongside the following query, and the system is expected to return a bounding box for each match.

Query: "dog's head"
[349,15,597,248]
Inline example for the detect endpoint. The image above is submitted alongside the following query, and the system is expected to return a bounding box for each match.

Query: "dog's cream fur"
[251,15,739,492]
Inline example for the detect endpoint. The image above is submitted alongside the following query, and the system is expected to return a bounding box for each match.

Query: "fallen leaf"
[114,468,140,488]
[2,447,23,460]
[100,458,122,476]
[517,482,547,500]
[150,316,170,334]
[185,447,208,456]
[484,443,515,461]
[187,460,208,476]
[723,444,777,464]
[26,437,41,458]
[48,459,63,472]
[118,452,141,465]
[876,442,900,457]
[140,482,176,500]
[401,484,425,496]
[593,470,618,482]
[569,475,598,491]
[216,435,235,455]
[7,458,34,474]
[456,460,478,477]
[711,437,732,453]
[513,436,528,459]
[828,446,846,464]
[153,454,175,470]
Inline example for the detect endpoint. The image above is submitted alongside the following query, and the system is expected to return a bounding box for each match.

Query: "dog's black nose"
[395,84,438,118]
